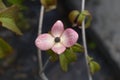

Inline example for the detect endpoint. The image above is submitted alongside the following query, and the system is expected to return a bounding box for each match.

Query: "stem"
[81,0,93,80]
[37,5,48,80]
[40,56,51,75]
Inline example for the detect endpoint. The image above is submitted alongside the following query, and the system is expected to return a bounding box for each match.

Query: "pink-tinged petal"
[52,43,66,54]
[51,20,64,37]
[35,34,54,50]
[61,28,78,47]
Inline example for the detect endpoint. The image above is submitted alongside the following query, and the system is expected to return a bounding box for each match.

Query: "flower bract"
[35,20,78,54]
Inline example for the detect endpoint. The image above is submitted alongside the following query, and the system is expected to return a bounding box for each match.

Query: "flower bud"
[68,10,80,26]
[69,10,92,28]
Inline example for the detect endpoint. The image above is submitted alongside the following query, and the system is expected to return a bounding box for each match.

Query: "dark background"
[0,0,120,80]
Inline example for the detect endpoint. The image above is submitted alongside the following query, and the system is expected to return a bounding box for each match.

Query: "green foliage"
[7,0,24,4]
[59,53,68,72]
[5,0,29,31]
[64,48,77,63]
[41,0,57,11]
[47,49,58,62]
[0,38,13,59]
[0,17,22,35]
[6,0,26,10]
[69,10,92,28]
[0,0,6,9]
[88,56,101,74]
[59,47,78,72]
[0,0,24,59]
[71,43,84,53]
[0,5,18,20]
[47,43,84,72]
[77,10,92,28]
[89,61,101,74]
[0,1,22,35]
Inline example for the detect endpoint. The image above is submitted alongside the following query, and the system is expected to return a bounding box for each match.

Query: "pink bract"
[35,20,78,54]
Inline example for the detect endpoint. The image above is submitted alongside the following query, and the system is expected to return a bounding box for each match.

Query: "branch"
[40,56,51,75]
[37,5,48,80]
[81,0,93,80]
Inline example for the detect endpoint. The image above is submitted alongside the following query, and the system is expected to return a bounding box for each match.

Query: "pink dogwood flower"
[35,20,78,54]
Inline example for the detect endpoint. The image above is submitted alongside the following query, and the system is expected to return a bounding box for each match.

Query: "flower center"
[55,37,60,43]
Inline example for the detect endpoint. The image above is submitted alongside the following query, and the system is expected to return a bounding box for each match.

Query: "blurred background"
[0,0,120,80]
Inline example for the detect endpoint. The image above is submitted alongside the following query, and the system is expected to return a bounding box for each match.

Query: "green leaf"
[41,0,57,12]
[7,0,27,10]
[7,0,24,4]
[0,5,19,20]
[0,17,22,35]
[59,53,68,72]
[77,10,92,28]
[59,48,78,72]
[87,56,101,74]
[64,48,77,63]
[0,0,7,10]
[71,43,84,53]
[47,49,58,62]
[0,38,13,59]
[0,5,22,35]
[68,10,79,25]
[87,56,93,62]
[89,61,101,74]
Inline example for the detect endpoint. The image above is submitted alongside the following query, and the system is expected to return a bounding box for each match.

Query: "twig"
[37,5,48,80]
[81,0,93,80]
[40,56,51,75]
